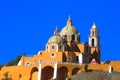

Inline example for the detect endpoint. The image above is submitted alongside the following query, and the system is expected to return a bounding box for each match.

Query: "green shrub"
[1,72,13,80]
[84,64,88,72]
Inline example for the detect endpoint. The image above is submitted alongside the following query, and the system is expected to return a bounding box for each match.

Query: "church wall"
[109,61,120,72]
[1,62,120,80]
[87,62,120,72]
[41,51,63,62]
[77,44,85,53]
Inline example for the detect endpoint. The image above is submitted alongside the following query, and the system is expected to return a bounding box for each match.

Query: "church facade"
[0,17,100,80]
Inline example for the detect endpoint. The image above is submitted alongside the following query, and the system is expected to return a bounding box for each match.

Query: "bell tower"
[89,22,100,63]
[89,22,99,47]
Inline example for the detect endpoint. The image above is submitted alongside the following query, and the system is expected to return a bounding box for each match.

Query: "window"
[92,38,94,47]
[68,56,72,61]
[50,53,56,58]
[92,31,94,36]
[72,35,75,41]
[26,62,30,64]
[59,46,61,49]
[64,35,67,40]
[47,46,48,49]
[52,46,54,49]
[25,62,31,66]
[76,56,79,63]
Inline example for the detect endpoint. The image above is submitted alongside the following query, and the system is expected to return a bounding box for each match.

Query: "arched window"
[64,35,67,40]
[92,31,94,36]
[92,38,94,47]
[72,35,75,41]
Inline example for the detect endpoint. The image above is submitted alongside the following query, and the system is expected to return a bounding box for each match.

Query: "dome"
[48,27,64,44]
[60,16,78,35]
[48,35,64,44]
[60,25,78,35]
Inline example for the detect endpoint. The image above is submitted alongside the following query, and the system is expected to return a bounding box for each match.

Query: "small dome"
[48,35,64,44]
[60,16,78,35]
[48,27,64,44]
[91,22,97,29]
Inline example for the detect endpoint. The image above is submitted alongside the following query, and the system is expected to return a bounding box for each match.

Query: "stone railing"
[24,61,82,66]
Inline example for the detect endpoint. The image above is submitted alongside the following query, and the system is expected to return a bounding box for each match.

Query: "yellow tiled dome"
[60,16,78,35]
[48,35,64,44]
[60,25,78,35]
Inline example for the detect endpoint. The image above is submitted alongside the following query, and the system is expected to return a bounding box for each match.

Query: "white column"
[48,45,50,52]
[53,62,58,79]
[56,44,58,52]
[79,54,83,64]
[38,63,42,80]
[109,65,112,73]
[95,38,98,47]
[89,38,91,47]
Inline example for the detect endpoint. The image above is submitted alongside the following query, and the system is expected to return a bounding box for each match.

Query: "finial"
[54,26,59,36]
[93,22,96,26]
[68,14,71,20]
[92,22,97,29]
[67,15,72,26]
[55,25,58,31]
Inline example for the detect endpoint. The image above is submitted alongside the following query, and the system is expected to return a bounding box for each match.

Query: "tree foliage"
[0,64,4,70]
[1,72,13,80]
[6,53,26,66]
[84,64,88,72]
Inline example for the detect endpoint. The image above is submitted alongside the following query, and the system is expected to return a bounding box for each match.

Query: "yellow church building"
[1,16,118,80]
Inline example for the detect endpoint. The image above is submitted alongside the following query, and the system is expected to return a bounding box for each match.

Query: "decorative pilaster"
[38,63,42,80]
[53,62,58,79]
[79,54,83,64]
[109,65,112,73]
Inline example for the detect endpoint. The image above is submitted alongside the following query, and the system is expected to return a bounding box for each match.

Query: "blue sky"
[0,0,120,64]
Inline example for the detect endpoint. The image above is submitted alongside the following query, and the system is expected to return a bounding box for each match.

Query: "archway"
[30,67,38,80]
[58,66,68,80]
[72,68,80,75]
[41,66,54,80]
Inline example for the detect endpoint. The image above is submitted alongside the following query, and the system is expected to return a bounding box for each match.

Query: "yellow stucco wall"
[0,61,120,80]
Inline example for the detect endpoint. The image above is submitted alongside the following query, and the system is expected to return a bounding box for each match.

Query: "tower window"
[92,39,94,47]
[92,31,94,36]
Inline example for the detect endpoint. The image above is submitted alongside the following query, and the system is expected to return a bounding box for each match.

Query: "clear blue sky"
[0,0,120,64]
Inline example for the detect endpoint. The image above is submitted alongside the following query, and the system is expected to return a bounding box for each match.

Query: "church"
[0,16,101,80]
